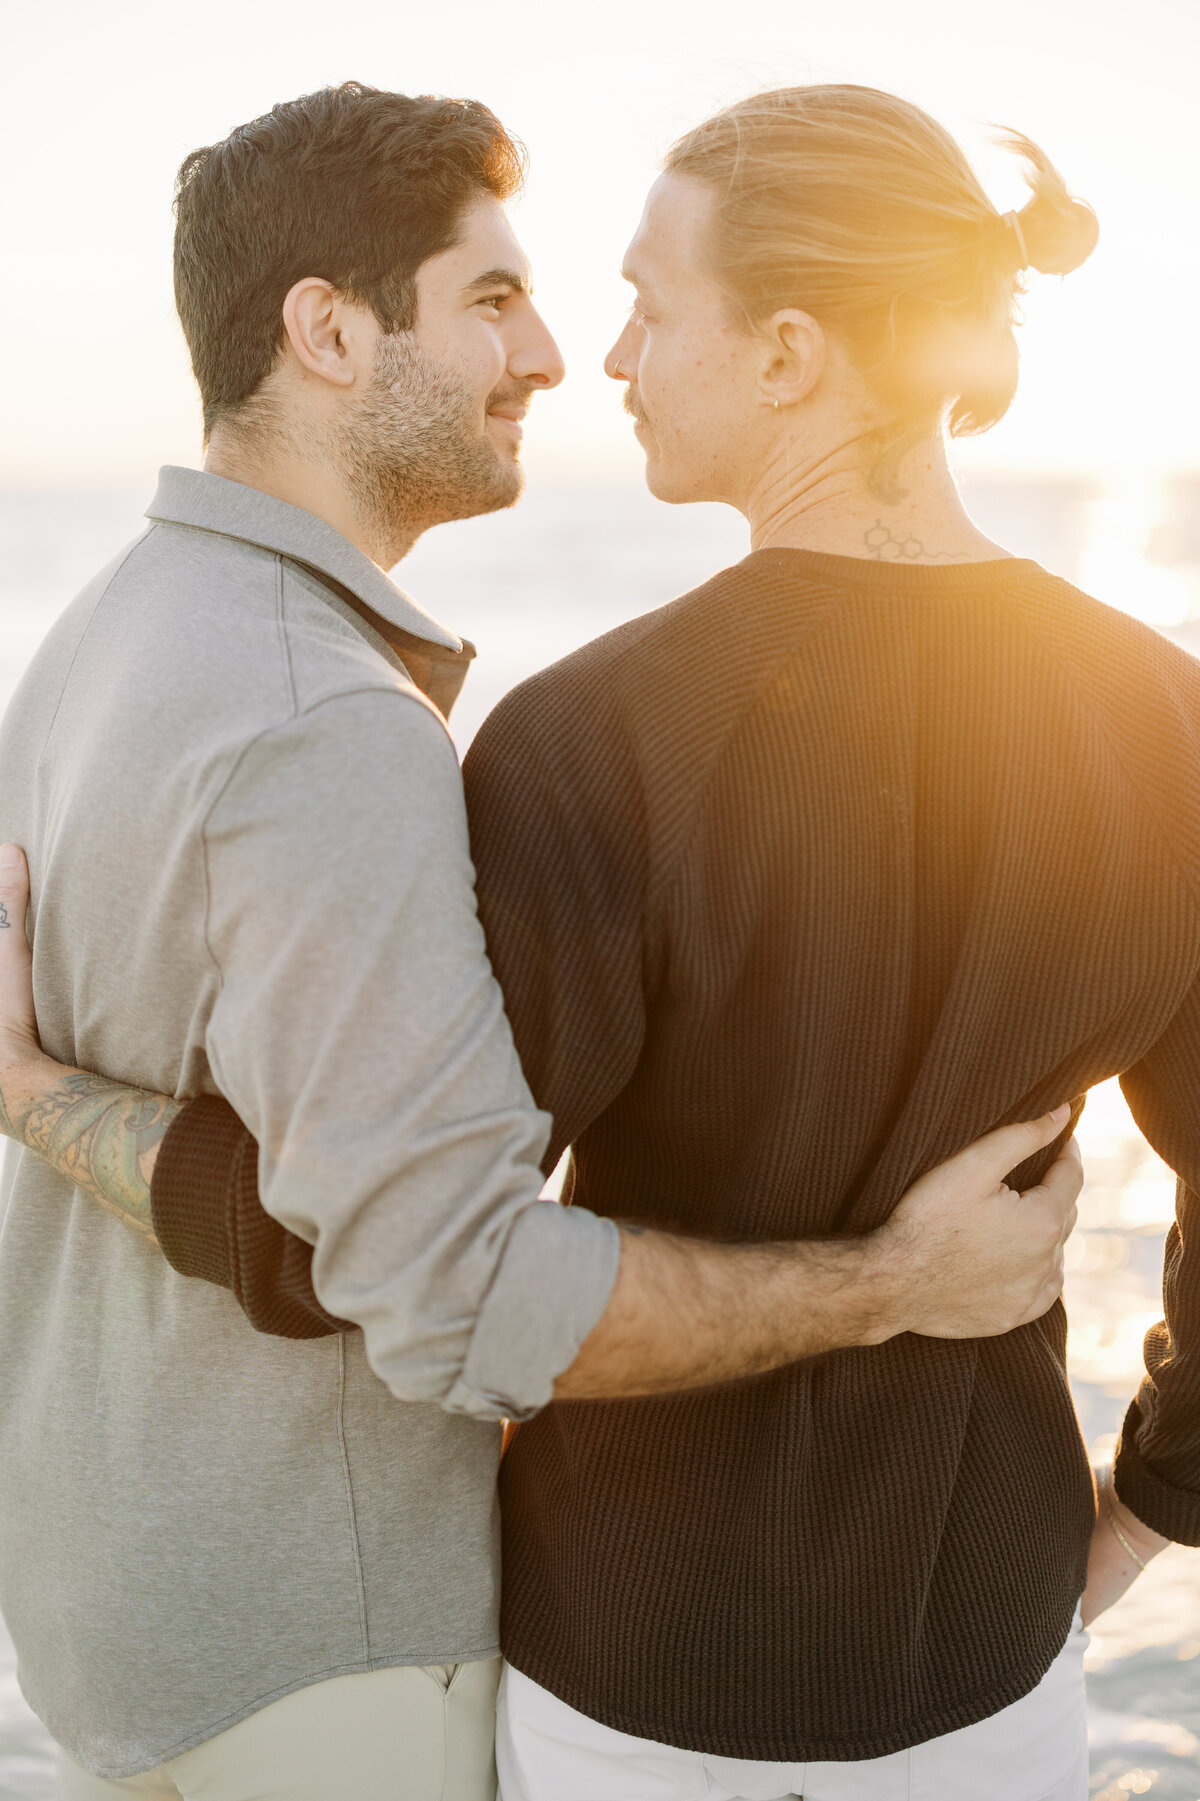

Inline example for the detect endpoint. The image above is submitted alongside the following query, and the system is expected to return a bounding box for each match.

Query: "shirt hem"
[28,1642,502,1780]
[501,1612,1076,1764]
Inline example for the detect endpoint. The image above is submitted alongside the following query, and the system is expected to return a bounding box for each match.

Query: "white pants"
[57,1657,500,1801]
[496,1621,1089,1801]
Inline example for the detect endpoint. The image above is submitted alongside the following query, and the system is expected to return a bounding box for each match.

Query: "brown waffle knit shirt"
[151,548,1200,1760]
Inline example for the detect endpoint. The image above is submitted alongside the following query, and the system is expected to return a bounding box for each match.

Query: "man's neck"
[204,429,418,571]
[746,430,1010,566]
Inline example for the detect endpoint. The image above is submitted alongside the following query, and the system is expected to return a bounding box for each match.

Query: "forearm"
[555,1116,1081,1401]
[0,1051,180,1240]
[554,1222,890,1400]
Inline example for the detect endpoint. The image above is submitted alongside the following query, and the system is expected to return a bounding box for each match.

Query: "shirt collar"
[145,465,463,652]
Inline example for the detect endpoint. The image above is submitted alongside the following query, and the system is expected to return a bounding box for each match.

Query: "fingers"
[1028,1140,1085,1216]
[0,845,39,1052]
[1017,1163,1082,1266]
[0,844,29,927]
[953,1105,1071,1188]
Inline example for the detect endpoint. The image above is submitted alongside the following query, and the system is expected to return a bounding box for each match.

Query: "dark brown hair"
[666,86,1098,470]
[173,82,527,435]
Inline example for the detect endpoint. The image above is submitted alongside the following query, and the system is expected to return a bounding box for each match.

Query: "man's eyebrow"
[461,266,531,296]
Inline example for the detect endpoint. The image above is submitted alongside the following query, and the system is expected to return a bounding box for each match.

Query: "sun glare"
[1078,481,1197,629]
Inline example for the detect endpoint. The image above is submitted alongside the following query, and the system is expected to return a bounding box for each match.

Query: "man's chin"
[642,455,692,506]
[434,461,524,526]
[477,455,524,514]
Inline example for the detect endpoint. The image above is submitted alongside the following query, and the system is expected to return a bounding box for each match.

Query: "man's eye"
[477,294,509,311]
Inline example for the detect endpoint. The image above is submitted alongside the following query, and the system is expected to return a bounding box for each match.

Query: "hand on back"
[0,845,1080,1352]
[868,1107,1081,1341]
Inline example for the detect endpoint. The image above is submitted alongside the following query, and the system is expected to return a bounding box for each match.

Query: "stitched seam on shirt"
[911,1349,976,1659]
[275,555,299,719]
[227,1127,255,1301]
[197,684,441,996]
[335,1333,372,1661]
[570,582,838,912]
[654,610,841,910]
[35,526,159,773]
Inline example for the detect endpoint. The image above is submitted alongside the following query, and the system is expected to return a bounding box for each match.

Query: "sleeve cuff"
[1113,1417,1200,1546]
[153,1094,351,1340]
[443,1202,621,1422]
[151,1095,247,1287]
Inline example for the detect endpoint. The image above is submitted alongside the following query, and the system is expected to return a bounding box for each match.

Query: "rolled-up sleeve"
[1116,969,1200,1543]
[201,685,619,1420]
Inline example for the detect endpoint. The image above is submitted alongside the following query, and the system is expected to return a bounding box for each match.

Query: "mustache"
[622,387,648,425]
[487,380,539,415]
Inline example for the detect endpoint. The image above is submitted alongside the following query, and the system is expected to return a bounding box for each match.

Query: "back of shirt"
[472,548,1200,1762]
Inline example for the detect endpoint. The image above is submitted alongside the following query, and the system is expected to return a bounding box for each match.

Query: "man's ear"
[280,278,373,390]
[760,309,826,413]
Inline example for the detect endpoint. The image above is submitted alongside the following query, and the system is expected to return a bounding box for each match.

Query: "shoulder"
[203,685,465,875]
[1002,567,1200,726]
[471,552,818,773]
[113,520,439,735]
[995,567,1200,891]
[463,553,833,882]
[225,682,455,791]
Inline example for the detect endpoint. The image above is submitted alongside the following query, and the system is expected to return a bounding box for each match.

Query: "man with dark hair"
[0,83,1078,1798]
[174,88,528,439]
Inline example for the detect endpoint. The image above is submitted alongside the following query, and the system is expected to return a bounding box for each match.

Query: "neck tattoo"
[864,521,956,563]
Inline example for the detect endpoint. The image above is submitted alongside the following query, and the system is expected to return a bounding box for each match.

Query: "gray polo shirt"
[0,467,619,1777]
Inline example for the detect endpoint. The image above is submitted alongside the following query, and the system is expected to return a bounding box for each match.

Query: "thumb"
[0,845,38,1048]
[953,1105,1071,1189]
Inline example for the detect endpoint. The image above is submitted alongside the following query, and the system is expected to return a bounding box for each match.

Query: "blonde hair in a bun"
[998,130,1100,276]
[666,86,1098,479]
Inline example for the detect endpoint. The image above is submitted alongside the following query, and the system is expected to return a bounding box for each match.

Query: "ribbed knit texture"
[152,1095,350,1338]
[152,547,1200,1760]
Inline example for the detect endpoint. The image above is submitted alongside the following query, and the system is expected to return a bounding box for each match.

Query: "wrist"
[0,1038,51,1083]
[838,1229,907,1347]
[1102,1470,1170,1559]
[0,1049,64,1136]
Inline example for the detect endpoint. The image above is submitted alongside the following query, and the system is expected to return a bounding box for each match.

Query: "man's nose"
[604,319,638,381]
[511,306,565,391]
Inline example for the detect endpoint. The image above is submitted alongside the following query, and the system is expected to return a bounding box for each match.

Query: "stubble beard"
[339,332,524,561]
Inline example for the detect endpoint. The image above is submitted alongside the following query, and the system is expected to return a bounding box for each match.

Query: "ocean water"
[1,476,1199,1797]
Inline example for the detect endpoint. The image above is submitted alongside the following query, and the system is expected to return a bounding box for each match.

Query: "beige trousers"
[56,1657,500,1801]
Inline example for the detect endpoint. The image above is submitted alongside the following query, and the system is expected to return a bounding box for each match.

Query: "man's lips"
[487,407,527,433]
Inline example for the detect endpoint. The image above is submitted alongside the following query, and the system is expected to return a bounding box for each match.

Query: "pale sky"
[4,0,1197,486]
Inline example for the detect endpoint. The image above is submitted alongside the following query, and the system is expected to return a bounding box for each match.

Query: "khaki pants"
[57,1657,499,1801]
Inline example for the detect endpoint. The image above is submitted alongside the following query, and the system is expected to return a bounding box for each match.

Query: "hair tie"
[1002,208,1029,270]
